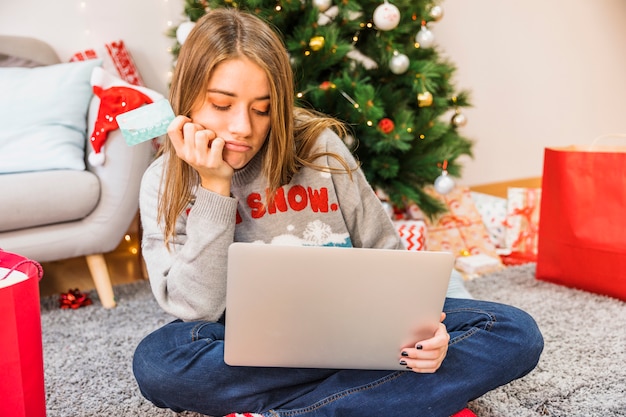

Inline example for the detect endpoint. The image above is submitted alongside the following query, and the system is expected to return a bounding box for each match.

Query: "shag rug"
[40,264,626,417]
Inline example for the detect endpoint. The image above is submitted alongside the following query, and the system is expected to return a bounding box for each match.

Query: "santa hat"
[88,67,163,165]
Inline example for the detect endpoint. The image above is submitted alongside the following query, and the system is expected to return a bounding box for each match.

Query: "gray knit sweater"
[139,129,407,322]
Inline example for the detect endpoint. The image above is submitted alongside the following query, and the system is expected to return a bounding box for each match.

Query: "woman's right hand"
[168,115,234,196]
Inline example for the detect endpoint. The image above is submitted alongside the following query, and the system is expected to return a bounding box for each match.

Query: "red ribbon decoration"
[438,214,472,228]
[59,289,93,309]
[507,189,539,254]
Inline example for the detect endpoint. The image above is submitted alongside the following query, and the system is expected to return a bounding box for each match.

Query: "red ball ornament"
[378,118,395,134]
[319,81,334,90]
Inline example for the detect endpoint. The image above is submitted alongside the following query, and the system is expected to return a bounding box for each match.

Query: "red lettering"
[243,185,338,218]
[287,185,308,211]
[307,187,329,213]
[267,187,288,214]
[247,192,266,219]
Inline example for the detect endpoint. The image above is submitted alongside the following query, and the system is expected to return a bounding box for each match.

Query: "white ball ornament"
[176,21,196,45]
[415,24,435,48]
[389,51,409,74]
[373,2,401,31]
[434,170,455,195]
[313,0,332,12]
[428,5,444,22]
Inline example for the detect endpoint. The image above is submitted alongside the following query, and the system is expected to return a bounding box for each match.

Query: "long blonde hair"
[158,8,354,244]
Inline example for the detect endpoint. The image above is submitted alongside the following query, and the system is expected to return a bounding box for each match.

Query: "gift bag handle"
[590,133,626,148]
[0,251,44,282]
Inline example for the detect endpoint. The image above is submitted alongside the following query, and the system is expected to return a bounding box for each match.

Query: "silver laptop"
[224,243,454,371]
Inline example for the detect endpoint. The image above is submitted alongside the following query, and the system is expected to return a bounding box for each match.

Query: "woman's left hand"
[399,312,450,373]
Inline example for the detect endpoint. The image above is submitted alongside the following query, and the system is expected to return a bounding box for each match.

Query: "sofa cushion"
[0,53,43,68]
[0,170,100,232]
[0,59,101,174]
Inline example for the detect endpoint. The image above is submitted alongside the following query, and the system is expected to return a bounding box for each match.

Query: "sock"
[451,408,477,417]
[223,413,264,417]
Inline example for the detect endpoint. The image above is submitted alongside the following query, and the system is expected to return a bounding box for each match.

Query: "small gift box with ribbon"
[70,40,144,86]
[504,187,542,261]
[393,220,427,251]
[422,187,503,265]
[470,191,508,252]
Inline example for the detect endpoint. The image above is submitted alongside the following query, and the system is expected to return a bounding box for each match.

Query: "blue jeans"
[133,298,543,417]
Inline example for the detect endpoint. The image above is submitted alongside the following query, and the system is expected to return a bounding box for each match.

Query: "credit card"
[116,99,175,145]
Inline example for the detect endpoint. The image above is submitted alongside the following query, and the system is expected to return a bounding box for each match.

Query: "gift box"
[504,187,542,259]
[423,187,502,265]
[0,250,46,417]
[393,220,426,251]
[470,191,508,251]
[70,40,144,86]
[455,254,503,276]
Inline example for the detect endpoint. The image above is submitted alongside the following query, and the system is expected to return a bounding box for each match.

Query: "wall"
[2,0,625,186]
[0,0,178,95]
[435,0,626,185]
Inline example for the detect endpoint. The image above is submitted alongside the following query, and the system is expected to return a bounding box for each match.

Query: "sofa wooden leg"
[85,254,116,308]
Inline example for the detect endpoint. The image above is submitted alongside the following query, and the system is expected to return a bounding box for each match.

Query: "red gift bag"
[536,142,626,300]
[0,250,46,417]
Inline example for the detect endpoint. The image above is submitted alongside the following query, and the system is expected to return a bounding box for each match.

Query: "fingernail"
[399,360,407,366]
[401,351,409,357]
[415,344,423,350]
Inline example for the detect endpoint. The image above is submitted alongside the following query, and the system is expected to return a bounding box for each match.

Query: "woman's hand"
[168,115,234,196]
[399,312,450,373]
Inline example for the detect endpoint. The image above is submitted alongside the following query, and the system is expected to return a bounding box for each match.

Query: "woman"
[133,8,543,417]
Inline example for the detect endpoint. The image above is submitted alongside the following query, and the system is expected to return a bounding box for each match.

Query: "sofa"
[0,35,155,308]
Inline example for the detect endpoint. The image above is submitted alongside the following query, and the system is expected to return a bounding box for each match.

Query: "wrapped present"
[0,250,46,417]
[470,191,508,251]
[393,220,426,251]
[405,202,424,221]
[427,223,500,259]
[455,254,503,276]
[70,40,144,86]
[426,224,466,254]
[423,186,502,264]
[504,187,542,258]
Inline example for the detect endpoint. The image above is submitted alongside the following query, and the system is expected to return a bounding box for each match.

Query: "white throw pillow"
[0,59,102,173]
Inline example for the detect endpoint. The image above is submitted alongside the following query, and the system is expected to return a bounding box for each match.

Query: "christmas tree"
[171,0,473,216]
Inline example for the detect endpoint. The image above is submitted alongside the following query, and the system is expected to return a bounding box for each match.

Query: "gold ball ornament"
[451,111,467,127]
[309,36,325,51]
[417,91,433,107]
